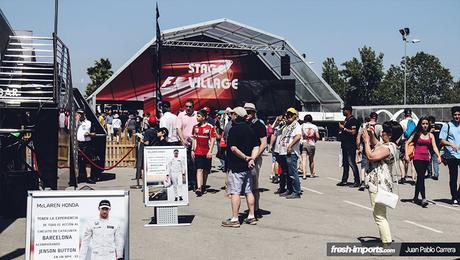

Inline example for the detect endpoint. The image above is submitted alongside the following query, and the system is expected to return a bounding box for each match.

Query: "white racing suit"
[167,157,186,199]
[80,218,124,260]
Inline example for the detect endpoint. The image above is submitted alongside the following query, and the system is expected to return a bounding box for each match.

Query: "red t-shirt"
[192,123,216,155]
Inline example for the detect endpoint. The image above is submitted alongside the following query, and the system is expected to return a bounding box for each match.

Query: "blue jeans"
[342,148,359,184]
[427,151,439,177]
[286,153,301,195]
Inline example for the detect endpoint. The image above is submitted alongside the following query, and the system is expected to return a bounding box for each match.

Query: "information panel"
[144,146,189,207]
[26,190,129,260]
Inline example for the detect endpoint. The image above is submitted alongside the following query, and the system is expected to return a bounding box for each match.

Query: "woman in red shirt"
[405,117,441,207]
[192,109,216,196]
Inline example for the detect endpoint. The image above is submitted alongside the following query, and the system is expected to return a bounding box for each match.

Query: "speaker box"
[281,55,290,76]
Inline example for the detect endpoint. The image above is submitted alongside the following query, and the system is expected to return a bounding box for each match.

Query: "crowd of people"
[76,100,460,237]
[96,110,147,143]
[336,105,460,245]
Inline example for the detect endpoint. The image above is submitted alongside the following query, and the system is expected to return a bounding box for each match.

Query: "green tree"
[375,65,404,105]
[85,58,113,97]
[341,46,384,105]
[447,79,460,103]
[322,57,348,99]
[404,52,454,104]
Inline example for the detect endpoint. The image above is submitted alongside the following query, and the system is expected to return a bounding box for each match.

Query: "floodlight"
[404,28,410,35]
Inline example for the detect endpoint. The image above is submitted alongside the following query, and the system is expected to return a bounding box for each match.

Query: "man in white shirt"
[59,109,66,131]
[160,101,180,145]
[300,114,320,180]
[77,109,96,184]
[278,108,302,199]
[80,200,124,260]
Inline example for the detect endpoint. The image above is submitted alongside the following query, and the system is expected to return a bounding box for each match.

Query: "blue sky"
[2,0,459,91]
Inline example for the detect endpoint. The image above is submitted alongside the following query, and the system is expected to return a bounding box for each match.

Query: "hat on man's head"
[404,108,412,115]
[98,200,111,209]
[286,107,298,115]
[203,106,211,113]
[243,102,257,112]
[225,107,234,113]
[233,107,247,117]
[76,109,85,114]
[217,110,224,115]
[159,127,169,136]
[342,105,353,112]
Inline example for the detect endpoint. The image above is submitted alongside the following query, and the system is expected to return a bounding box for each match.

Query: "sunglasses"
[185,105,193,108]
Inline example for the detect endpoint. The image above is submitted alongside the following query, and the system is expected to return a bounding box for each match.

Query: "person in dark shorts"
[222,107,260,227]
[191,109,216,196]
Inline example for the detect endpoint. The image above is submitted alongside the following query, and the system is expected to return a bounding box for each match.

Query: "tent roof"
[89,18,342,111]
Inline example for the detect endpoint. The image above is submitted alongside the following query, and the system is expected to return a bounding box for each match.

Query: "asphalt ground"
[1,141,459,260]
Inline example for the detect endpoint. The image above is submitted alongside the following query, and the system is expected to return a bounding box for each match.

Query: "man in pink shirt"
[176,99,198,190]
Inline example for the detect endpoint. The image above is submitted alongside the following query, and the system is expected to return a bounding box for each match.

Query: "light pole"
[399,28,420,105]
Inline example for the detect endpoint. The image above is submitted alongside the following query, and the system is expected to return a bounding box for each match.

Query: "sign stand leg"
[144,206,191,227]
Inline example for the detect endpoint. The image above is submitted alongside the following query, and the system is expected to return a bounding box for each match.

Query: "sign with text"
[26,190,129,260]
[144,146,189,207]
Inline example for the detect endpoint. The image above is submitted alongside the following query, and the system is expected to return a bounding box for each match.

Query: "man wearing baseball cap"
[244,103,267,215]
[222,107,261,227]
[80,200,124,260]
[76,109,96,184]
[277,108,302,199]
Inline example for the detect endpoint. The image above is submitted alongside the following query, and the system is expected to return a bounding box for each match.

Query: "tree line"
[322,46,460,105]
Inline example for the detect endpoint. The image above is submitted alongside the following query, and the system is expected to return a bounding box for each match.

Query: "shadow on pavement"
[357,236,381,244]
[96,172,116,182]
[400,198,414,203]
[0,248,25,260]
[243,208,271,219]
[0,217,18,233]
[147,215,195,225]
[178,215,195,224]
[205,188,220,194]
[433,198,453,205]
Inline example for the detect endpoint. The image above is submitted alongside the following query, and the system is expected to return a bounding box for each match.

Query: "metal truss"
[162,40,284,51]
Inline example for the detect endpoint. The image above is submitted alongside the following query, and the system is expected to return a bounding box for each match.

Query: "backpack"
[404,119,416,139]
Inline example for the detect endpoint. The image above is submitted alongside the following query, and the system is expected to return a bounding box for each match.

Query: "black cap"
[404,108,412,115]
[342,105,352,111]
[159,127,169,136]
[98,200,111,209]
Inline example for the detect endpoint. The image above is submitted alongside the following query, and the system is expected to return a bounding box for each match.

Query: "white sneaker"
[453,200,459,207]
